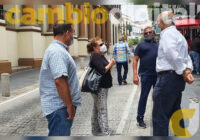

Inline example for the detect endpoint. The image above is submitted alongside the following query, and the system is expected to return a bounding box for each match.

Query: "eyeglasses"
[144,31,153,36]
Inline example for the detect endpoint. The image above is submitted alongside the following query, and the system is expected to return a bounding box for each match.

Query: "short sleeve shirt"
[39,40,81,116]
[134,41,159,76]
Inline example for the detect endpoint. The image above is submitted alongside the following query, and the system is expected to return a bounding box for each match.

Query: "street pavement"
[0,55,199,136]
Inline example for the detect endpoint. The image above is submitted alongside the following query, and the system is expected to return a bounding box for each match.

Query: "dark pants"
[189,51,200,73]
[137,75,157,119]
[116,62,128,84]
[152,72,185,136]
[46,107,74,136]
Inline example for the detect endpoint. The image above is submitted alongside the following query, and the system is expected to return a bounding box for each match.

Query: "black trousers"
[152,71,185,136]
[116,62,128,85]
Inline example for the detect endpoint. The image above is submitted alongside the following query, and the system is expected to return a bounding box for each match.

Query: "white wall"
[33,32,46,58]
[45,36,53,49]
[0,22,8,60]
[6,31,18,66]
[18,32,34,58]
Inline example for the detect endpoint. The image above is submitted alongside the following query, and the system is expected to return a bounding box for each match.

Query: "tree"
[128,38,139,45]
[126,24,132,36]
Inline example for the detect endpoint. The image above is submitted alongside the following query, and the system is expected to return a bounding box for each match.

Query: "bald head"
[157,11,174,30]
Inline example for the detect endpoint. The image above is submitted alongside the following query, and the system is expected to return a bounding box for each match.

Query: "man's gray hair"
[160,11,175,26]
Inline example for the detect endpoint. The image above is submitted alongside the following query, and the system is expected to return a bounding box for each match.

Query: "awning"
[175,18,200,28]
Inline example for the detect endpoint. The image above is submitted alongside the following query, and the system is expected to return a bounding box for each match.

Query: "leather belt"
[157,70,177,76]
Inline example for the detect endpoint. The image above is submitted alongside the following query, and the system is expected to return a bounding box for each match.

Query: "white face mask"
[100,44,107,53]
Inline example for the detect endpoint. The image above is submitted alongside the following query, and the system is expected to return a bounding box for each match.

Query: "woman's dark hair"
[53,24,72,36]
[87,38,98,54]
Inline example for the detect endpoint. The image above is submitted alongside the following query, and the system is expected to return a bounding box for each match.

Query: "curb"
[0,68,85,105]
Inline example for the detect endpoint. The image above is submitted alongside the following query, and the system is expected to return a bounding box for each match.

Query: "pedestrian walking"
[39,24,81,136]
[189,36,200,75]
[133,27,159,128]
[86,37,116,136]
[153,11,194,136]
[113,37,131,85]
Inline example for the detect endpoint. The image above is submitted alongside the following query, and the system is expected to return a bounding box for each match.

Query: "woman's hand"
[110,58,116,66]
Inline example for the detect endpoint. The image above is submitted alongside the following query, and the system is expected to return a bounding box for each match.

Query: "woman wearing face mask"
[86,37,116,136]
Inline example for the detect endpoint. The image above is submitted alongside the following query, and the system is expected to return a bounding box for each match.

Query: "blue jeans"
[152,72,185,136]
[137,75,157,119]
[46,107,74,136]
[189,51,200,73]
[116,62,128,84]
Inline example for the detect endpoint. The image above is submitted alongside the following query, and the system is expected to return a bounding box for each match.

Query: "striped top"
[112,41,131,63]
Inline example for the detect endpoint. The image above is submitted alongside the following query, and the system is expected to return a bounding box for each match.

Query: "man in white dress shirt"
[152,11,195,136]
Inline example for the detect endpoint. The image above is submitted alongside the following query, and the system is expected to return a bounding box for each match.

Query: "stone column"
[106,19,111,43]
[101,22,106,42]
[21,5,36,26]
[48,5,58,32]
[95,23,101,37]
[94,6,101,38]
[1,73,10,97]
[18,5,43,69]
[88,6,94,40]
[78,5,86,38]
[78,5,88,56]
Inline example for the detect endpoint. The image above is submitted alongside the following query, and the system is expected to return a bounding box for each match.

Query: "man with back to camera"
[39,24,81,136]
[153,11,194,136]
[133,27,159,128]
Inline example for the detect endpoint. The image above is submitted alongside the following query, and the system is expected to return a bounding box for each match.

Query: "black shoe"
[122,80,127,85]
[137,117,146,129]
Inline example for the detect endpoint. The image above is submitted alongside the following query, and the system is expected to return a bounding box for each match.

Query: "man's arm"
[55,76,75,120]
[133,55,140,85]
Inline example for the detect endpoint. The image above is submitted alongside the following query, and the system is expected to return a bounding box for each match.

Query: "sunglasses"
[144,31,153,36]
[100,43,104,46]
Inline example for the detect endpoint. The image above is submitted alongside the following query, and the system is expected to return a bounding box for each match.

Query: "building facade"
[0,4,121,74]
